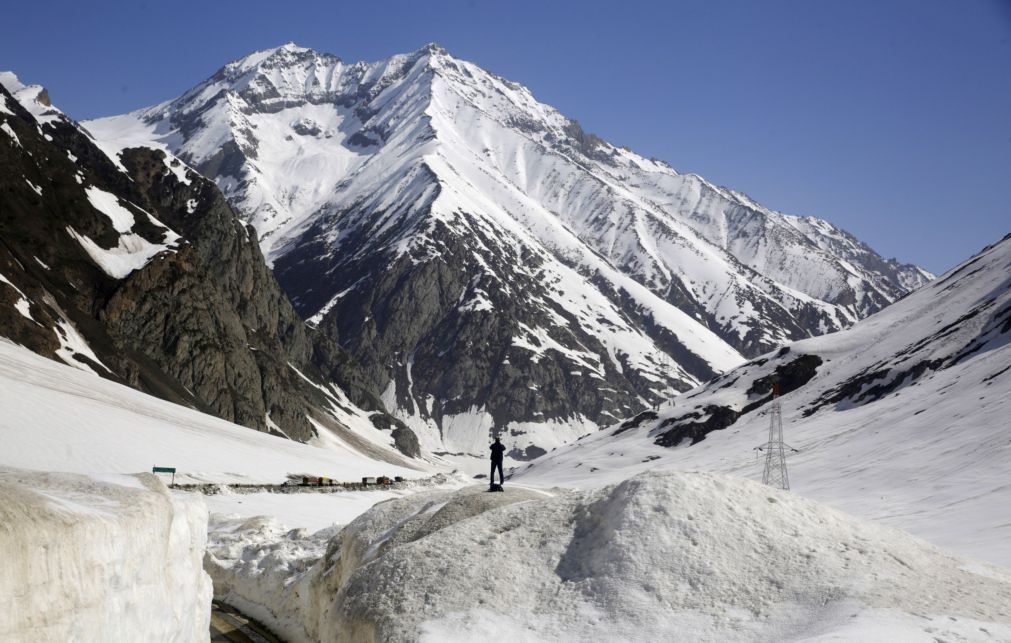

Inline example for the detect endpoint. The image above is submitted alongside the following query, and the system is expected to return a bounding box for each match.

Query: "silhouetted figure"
[489,437,506,487]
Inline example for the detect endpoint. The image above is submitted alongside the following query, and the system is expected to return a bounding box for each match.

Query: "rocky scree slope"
[85,43,931,458]
[0,73,419,459]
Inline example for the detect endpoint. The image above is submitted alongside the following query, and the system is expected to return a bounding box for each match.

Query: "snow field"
[204,471,1011,642]
[203,471,471,533]
[0,339,429,485]
[0,469,211,642]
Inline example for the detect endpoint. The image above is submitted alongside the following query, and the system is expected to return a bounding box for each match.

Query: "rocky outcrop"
[294,220,648,434]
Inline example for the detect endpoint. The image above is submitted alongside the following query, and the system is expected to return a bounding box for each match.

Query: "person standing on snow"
[489,437,506,486]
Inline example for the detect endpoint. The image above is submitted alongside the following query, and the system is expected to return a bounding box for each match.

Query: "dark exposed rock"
[653,405,740,447]
[508,444,548,461]
[278,209,651,440]
[804,359,943,417]
[612,410,659,436]
[746,354,823,397]
[651,354,822,447]
[392,424,421,458]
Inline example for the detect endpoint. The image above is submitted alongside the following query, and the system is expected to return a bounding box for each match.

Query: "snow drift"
[206,472,1011,642]
[0,469,211,642]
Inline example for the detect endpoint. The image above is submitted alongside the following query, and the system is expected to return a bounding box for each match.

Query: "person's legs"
[490,460,496,484]
[494,461,504,485]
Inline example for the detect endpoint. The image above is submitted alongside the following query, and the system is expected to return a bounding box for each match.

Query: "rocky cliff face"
[84,44,933,460]
[0,75,418,461]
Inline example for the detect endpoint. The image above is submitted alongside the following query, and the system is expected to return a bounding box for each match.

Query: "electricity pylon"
[756,383,796,490]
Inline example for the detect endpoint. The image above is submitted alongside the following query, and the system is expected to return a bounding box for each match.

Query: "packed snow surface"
[204,473,469,534]
[204,472,1011,643]
[0,339,428,484]
[0,469,211,642]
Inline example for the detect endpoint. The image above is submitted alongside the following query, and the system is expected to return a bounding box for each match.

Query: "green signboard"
[152,466,177,486]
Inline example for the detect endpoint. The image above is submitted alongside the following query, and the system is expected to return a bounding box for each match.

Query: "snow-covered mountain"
[0,71,422,460]
[517,232,1011,566]
[86,43,932,460]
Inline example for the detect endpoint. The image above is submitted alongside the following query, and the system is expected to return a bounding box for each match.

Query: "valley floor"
[2,338,1009,642]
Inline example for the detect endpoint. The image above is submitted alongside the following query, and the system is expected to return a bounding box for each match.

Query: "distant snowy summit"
[83,43,933,460]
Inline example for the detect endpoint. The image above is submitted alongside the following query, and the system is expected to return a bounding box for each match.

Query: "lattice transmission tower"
[756,383,796,490]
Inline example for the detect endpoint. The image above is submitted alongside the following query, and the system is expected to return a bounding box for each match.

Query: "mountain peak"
[0,71,62,123]
[0,70,26,93]
[417,42,449,57]
[220,42,339,79]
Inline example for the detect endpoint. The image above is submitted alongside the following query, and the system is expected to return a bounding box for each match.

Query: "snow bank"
[205,514,337,640]
[0,468,211,642]
[204,472,1011,642]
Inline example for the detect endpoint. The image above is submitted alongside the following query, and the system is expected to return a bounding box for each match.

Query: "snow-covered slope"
[86,43,931,460]
[0,339,426,483]
[202,472,1011,643]
[0,469,211,642]
[517,233,1011,566]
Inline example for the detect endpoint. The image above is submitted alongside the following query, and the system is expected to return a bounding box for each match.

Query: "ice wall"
[0,469,211,642]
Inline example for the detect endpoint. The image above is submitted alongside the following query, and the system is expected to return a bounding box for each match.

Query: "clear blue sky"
[2,0,1008,273]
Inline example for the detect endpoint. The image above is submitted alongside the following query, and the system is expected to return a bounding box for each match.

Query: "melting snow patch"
[85,186,138,232]
[163,157,192,185]
[53,318,110,375]
[1,121,21,146]
[67,226,173,280]
[0,272,37,323]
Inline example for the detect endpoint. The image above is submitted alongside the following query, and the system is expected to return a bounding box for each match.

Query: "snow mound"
[0,468,211,642]
[209,472,1011,642]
